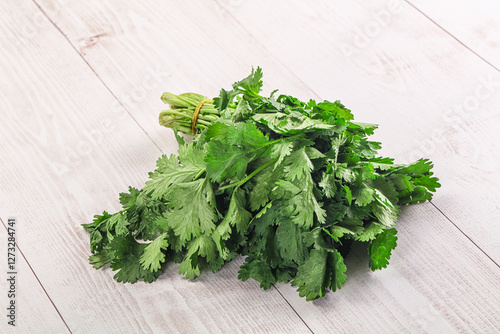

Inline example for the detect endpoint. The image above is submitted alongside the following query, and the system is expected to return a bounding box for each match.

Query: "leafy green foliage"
[368,228,398,270]
[83,67,439,300]
[205,122,271,182]
[140,233,169,272]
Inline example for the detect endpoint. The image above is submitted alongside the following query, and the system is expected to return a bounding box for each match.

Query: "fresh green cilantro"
[83,67,440,300]
[140,233,169,272]
[368,228,398,270]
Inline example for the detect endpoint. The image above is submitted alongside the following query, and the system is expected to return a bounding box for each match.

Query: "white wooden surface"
[0,0,499,333]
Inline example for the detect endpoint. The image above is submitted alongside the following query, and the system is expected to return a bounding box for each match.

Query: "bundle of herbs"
[83,68,439,300]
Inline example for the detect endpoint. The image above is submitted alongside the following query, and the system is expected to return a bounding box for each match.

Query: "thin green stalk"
[219,158,278,191]
[193,168,206,181]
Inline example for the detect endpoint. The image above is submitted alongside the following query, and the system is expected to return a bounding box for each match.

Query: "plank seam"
[272,284,315,334]
[0,218,73,334]
[401,1,500,269]
[30,0,164,155]
[429,202,500,269]
[405,0,500,74]
[210,0,322,101]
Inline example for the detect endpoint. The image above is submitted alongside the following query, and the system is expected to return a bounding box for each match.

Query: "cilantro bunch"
[83,68,439,300]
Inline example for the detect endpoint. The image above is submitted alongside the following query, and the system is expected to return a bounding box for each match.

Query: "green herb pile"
[83,68,439,300]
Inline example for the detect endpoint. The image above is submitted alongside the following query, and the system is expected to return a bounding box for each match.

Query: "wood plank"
[31,0,320,155]
[0,218,70,333]
[0,1,311,333]
[408,0,500,70]
[213,0,500,263]
[21,0,500,332]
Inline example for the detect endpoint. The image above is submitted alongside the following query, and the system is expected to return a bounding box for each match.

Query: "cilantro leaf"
[355,221,385,242]
[238,255,276,290]
[144,147,205,201]
[140,233,169,272]
[253,112,337,135]
[205,122,271,182]
[292,248,347,301]
[89,250,111,269]
[372,194,400,227]
[368,228,398,270]
[221,186,252,235]
[165,178,217,244]
[179,234,219,280]
[248,159,283,211]
[275,220,308,263]
[232,66,263,98]
[317,100,354,121]
[108,235,160,283]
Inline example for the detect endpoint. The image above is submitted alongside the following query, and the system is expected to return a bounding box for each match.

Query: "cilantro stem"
[218,158,278,191]
[193,168,206,181]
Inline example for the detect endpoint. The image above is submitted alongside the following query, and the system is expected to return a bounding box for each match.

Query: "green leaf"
[248,159,283,211]
[134,210,160,241]
[328,249,347,292]
[292,249,328,301]
[292,241,347,300]
[275,221,308,263]
[89,250,111,269]
[178,234,219,280]
[413,174,441,192]
[318,172,337,198]
[344,185,352,205]
[231,98,253,121]
[317,100,354,121]
[114,214,130,236]
[269,138,295,169]
[205,122,271,182]
[221,186,252,235]
[232,66,263,98]
[140,233,169,272]
[355,221,385,242]
[369,228,398,270]
[284,147,314,181]
[279,173,326,228]
[119,186,140,208]
[394,158,434,176]
[108,235,160,283]
[253,112,336,135]
[349,121,379,135]
[372,195,400,227]
[83,211,112,231]
[335,164,357,183]
[368,176,399,206]
[327,218,363,241]
[166,178,217,244]
[178,251,200,280]
[238,255,276,290]
[90,230,103,253]
[353,184,375,206]
[144,147,205,200]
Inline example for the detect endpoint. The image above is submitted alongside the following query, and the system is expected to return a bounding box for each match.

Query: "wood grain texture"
[0,218,70,334]
[409,0,500,70]
[214,0,500,264]
[31,0,320,156]
[2,0,499,332]
[0,1,311,333]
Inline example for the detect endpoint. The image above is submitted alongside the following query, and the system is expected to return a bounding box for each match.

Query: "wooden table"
[1,1,499,333]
